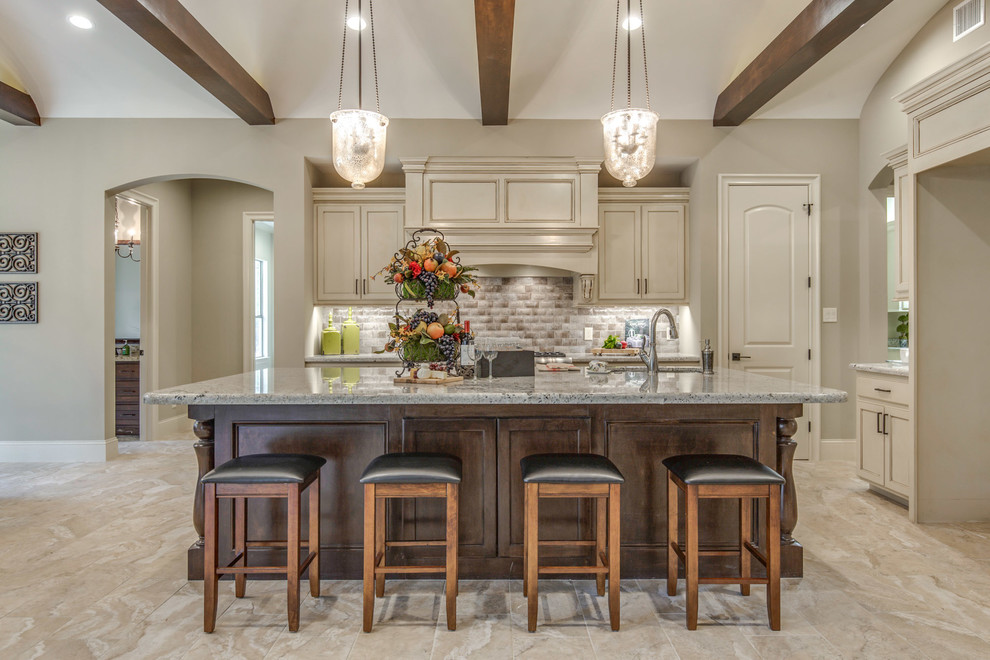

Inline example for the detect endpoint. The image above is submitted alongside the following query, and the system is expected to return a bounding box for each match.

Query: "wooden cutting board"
[591,348,639,355]
[394,376,464,385]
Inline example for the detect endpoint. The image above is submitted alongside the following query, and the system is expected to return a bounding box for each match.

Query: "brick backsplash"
[316,277,680,354]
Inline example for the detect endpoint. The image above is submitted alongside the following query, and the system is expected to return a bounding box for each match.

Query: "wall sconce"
[114,196,140,262]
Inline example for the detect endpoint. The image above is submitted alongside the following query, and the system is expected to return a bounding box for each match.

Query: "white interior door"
[727,183,813,459]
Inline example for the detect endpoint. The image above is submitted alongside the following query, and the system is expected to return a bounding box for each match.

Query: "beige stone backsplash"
[316,277,678,354]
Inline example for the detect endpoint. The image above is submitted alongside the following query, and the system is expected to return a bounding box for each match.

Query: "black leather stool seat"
[359,452,462,484]
[662,454,784,486]
[202,453,326,484]
[521,453,625,484]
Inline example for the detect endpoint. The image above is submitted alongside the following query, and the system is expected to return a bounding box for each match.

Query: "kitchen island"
[145,367,845,580]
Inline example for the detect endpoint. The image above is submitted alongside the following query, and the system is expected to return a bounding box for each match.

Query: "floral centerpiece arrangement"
[374,236,478,307]
[378,311,465,371]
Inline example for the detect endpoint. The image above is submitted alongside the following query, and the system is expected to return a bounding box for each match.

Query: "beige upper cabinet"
[596,189,689,304]
[314,190,404,304]
[883,146,911,301]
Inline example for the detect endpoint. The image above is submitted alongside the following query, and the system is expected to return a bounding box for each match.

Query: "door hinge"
[802,203,813,216]
[808,348,812,360]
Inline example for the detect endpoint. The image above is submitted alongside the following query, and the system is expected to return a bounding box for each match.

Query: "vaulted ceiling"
[0,0,946,123]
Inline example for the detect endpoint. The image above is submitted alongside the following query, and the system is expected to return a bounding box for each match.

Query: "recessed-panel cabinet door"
[362,205,404,300]
[315,204,360,301]
[641,205,686,301]
[497,417,593,557]
[885,406,912,497]
[599,205,641,300]
[857,400,885,483]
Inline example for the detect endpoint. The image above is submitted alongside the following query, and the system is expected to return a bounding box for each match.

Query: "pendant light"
[602,0,658,188]
[330,0,388,189]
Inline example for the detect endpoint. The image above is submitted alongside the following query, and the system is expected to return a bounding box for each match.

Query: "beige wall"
[190,179,273,382]
[858,1,990,362]
[0,116,859,452]
[915,165,990,520]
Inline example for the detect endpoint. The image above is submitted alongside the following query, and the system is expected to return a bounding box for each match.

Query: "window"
[254,258,268,359]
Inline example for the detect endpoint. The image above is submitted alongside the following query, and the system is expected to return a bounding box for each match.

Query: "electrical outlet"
[823,307,838,323]
[584,327,594,341]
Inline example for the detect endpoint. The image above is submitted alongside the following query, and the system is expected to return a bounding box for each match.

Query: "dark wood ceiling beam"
[714,0,892,126]
[474,0,515,125]
[96,0,274,125]
[0,80,40,126]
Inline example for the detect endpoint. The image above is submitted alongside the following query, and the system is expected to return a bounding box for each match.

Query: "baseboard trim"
[157,414,193,437]
[819,438,856,463]
[0,438,119,462]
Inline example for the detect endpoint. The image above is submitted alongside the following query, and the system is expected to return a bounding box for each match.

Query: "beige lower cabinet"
[596,189,688,304]
[856,372,912,501]
[314,189,404,304]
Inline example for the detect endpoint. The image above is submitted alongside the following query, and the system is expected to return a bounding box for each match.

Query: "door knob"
[731,353,751,361]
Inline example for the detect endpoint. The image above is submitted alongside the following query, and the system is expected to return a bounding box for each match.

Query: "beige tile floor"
[1,434,989,659]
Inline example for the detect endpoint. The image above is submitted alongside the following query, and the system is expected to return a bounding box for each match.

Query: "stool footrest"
[744,540,768,567]
[539,565,609,575]
[374,565,446,574]
[244,540,312,548]
[539,540,597,547]
[700,577,769,586]
[385,540,447,547]
[220,551,318,575]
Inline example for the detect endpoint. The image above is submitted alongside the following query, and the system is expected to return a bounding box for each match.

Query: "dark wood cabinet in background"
[114,361,140,435]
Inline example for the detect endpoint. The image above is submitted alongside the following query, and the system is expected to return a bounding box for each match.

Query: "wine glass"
[464,343,480,380]
[481,341,499,381]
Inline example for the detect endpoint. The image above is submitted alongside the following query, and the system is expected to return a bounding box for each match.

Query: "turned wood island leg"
[188,408,215,580]
[776,415,803,576]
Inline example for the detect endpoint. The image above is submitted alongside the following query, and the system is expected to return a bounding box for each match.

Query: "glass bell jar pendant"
[601,108,658,188]
[330,109,388,189]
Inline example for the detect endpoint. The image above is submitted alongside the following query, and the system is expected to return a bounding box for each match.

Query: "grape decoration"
[418,271,440,308]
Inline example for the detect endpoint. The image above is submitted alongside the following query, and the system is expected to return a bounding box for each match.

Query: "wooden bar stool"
[521,453,623,632]
[663,454,784,630]
[201,453,325,633]
[360,452,461,633]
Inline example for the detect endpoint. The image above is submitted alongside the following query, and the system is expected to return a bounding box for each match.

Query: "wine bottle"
[460,320,473,368]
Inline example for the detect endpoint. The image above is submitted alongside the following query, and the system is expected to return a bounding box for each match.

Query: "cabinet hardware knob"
[876,411,882,434]
[637,279,640,294]
[731,353,751,361]
[883,413,889,435]
[874,388,891,393]
[645,278,648,294]
[355,278,359,295]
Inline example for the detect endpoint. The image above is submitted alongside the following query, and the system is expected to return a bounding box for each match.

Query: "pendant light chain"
[336,0,349,111]
[639,0,651,111]
[610,0,619,112]
[369,0,380,114]
[626,0,632,109]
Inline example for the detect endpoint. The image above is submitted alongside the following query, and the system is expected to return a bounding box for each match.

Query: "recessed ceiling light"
[622,15,642,30]
[346,16,367,30]
[68,14,94,30]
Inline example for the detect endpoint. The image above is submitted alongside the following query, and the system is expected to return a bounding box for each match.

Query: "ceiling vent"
[954,0,984,41]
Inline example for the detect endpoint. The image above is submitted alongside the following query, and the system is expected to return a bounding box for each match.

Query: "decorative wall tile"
[0,282,38,324]
[317,277,677,354]
[0,232,38,274]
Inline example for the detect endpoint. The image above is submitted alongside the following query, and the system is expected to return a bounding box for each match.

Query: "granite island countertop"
[850,362,909,377]
[304,352,700,365]
[145,367,846,406]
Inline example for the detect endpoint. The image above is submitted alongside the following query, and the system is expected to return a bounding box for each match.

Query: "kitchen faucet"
[639,308,679,373]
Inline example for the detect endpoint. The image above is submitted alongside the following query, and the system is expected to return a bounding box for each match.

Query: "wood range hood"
[401,157,602,275]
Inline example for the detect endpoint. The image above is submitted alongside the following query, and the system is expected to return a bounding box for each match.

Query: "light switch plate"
[584,327,594,341]
[823,307,838,323]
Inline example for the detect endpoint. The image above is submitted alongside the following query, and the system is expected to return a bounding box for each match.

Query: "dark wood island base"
[184,402,804,581]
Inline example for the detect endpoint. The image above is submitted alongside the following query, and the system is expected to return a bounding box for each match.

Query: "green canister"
[341,307,360,355]
[321,312,341,355]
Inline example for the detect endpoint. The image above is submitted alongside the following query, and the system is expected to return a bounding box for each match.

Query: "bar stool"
[521,453,623,632]
[201,453,325,633]
[360,452,461,633]
[663,454,784,630]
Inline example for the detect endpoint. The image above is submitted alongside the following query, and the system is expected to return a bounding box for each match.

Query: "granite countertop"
[145,367,846,406]
[850,362,909,377]
[304,353,700,364]
[115,355,141,363]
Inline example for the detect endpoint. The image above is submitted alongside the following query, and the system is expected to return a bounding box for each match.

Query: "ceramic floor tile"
[4,440,990,658]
